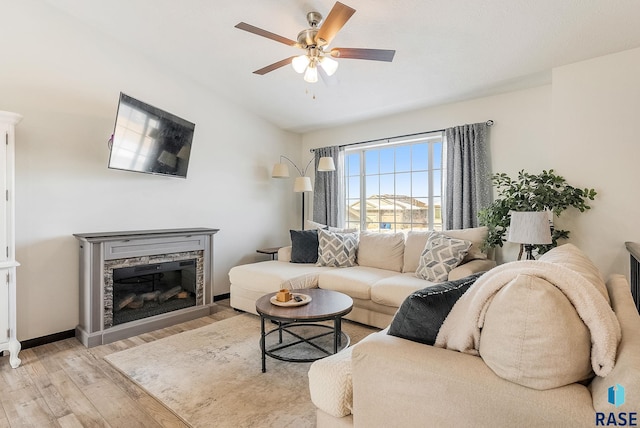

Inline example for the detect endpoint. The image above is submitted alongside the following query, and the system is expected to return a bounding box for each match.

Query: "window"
[344,132,443,233]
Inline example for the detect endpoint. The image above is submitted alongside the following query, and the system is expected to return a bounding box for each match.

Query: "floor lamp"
[508,211,552,260]
[272,155,336,229]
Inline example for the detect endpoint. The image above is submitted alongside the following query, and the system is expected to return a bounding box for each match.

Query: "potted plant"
[478,169,597,255]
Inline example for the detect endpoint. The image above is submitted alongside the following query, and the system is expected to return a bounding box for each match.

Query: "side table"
[256,246,282,260]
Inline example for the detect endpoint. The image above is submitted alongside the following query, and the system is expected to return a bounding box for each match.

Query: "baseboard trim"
[21,329,76,350]
[18,296,230,350]
[214,293,230,301]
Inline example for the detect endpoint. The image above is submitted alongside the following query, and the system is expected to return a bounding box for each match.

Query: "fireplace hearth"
[74,228,219,347]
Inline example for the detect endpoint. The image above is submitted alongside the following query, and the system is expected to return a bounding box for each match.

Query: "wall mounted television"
[108,93,195,179]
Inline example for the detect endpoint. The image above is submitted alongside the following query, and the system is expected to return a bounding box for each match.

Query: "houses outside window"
[344,132,444,233]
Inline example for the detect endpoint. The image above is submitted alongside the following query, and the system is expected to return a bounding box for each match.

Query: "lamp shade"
[508,211,552,245]
[271,163,290,178]
[304,64,318,83]
[292,55,308,73]
[319,56,339,76]
[317,156,336,172]
[294,176,313,193]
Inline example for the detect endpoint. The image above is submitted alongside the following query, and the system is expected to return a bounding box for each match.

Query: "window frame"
[344,131,444,233]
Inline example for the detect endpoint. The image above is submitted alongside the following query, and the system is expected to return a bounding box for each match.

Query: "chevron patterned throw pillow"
[415,232,472,281]
[316,229,359,268]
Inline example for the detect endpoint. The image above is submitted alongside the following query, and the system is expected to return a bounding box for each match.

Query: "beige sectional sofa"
[308,244,640,427]
[229,226,496,328]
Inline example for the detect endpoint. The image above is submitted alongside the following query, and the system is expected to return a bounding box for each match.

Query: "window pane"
[433,197,442,231]
[412,172,428,197]
[348,176,360,199]
[395,173,411,197]
[433,142,442,168]
[379,174,394,196]
[365,150,379,175]
[379,148,394,174]
[412,144,428,170]
[365,175,379,198]
[433,173,442,197]
[347,199,360,223]
[347,153,360,176]
[395,145,411,172]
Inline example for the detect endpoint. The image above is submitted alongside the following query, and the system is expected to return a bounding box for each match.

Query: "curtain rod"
[310,120,494,152]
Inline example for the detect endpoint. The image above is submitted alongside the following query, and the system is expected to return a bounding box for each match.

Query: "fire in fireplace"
[112,259,197,326]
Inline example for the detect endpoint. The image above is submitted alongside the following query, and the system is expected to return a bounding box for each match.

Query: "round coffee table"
[255,288,353,372]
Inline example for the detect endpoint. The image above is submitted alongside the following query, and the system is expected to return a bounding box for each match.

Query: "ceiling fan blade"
[330,48,396,62]
[316,2,356,46]
[253,57,296,75]
[235,22,297,47]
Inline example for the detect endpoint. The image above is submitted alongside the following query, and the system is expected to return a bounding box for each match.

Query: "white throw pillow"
[479,273,592,390]
[317,229,359,268]
[357,232,405,272]
[415,232,471,281]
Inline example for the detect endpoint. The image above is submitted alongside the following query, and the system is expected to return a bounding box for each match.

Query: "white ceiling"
[44,0,640,133]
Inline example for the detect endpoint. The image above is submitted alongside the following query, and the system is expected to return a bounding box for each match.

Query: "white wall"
[551,47,640,278]
[303,47,640,280]
[1,1,302,340]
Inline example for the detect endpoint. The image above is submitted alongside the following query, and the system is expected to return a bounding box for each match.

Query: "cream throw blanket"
[434,261,622,376]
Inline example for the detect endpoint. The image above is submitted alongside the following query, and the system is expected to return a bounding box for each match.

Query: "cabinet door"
[0,269,8,343]
[0,126,7,263]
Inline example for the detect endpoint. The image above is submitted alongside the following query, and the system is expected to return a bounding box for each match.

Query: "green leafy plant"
[478,169,597,254]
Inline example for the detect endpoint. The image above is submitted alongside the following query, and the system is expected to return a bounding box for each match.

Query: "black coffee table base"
[259,316,350,372]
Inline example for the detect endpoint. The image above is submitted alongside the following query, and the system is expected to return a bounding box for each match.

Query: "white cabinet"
[0,111,21,368]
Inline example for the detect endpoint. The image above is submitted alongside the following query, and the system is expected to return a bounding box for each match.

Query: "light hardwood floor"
[0,301,240,427]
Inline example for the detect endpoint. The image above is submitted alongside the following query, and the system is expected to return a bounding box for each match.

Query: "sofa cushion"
[308,347,354,418]
[415,232,471,281]
[319,266,398,300]
[290,229,319,263]
[403,227,488,273]
[357,232,405,273]
[228,260,327,292]
[370,273,438,307]
[479,273,593,390]
[388,273,483,345]
[317,229,359,268]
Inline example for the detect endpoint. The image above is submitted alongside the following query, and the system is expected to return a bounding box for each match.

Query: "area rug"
[104,313,377,428]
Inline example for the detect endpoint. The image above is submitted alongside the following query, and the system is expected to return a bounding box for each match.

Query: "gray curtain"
[444,122,491,230]
[313,146,344,228]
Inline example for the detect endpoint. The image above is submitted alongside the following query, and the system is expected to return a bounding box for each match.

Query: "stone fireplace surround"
[73,228,219,347]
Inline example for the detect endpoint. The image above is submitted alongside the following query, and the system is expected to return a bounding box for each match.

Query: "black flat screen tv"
[108,93,195,178]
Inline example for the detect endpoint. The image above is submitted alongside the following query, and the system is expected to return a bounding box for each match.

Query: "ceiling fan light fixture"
[292,54,309,73]
[319,56,339,76]
[304,63,318,83]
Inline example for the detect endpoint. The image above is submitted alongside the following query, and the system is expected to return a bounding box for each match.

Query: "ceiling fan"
[234,1,396,83]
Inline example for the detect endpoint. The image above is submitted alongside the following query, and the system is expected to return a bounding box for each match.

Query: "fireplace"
[74,228,219,347]
[108,256,200,327]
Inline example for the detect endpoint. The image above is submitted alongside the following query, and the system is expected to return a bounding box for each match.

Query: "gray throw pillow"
[316,229,359,267]
[415,232,472,281]
[290,229,319,263]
